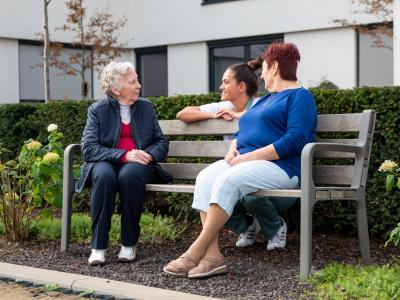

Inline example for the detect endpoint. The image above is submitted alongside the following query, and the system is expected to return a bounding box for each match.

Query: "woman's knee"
[92,162,117,186]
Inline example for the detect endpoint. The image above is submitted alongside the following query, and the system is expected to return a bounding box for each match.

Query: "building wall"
[0,39,19,104]
[129,0,379,47]
[168,42,209,95]
[285,27,357,88]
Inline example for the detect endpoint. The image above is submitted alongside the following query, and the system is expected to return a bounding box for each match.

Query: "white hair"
[101,61,136,95]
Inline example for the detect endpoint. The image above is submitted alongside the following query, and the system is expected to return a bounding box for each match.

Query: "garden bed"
[1,226,399,300]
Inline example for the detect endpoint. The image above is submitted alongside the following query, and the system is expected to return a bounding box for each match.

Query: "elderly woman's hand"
[125,150,153,165]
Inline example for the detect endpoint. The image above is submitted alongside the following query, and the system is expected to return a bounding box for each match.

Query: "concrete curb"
[0,262,218,300]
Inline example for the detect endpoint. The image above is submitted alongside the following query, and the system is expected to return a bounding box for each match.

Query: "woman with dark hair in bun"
[176,60,261,123]
[164,42,317,279]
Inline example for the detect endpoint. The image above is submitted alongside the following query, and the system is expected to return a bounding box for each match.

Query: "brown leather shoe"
[163,255,198,277]
[187,256,227,279]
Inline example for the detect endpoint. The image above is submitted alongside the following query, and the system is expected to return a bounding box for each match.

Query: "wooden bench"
[61,109,376,280]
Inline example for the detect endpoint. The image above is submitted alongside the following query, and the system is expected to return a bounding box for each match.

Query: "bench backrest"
[159,110,375,187]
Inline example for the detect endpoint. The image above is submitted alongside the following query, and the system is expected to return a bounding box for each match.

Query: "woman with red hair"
[163,42,318,278]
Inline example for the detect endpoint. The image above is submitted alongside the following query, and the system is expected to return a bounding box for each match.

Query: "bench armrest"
[301,142,363,189]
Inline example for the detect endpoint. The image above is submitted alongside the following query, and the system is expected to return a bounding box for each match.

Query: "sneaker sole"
[118,257,136,262]
[88,260,105,266]
[235,240,255,248]
[187,265,228,279]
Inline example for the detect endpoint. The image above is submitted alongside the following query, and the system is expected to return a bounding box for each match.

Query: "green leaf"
[397,177,400,190]
[386,175,395,192]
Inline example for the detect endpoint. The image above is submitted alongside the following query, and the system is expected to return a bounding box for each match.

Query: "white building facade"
[0,0,394,103]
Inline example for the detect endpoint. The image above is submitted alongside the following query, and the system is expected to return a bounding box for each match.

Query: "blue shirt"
[235,87,317,179]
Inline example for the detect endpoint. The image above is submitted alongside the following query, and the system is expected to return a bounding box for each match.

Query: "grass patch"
[306,262,400,300]
[0,221,4,235]
[7,212,185,244]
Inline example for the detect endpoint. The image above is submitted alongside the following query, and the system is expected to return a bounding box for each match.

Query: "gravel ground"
[0,226,399,300]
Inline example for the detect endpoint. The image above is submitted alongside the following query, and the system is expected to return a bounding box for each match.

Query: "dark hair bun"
[247,57,263,71]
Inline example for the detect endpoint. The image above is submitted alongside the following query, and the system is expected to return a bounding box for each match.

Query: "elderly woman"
[76,61,172,266]
[163,42,318,278]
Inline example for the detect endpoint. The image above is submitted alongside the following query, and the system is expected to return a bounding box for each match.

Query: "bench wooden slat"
[314,139,357,158]
[159,163,354,184]
[313,165,353,185]
[160,114,364,136]
[160,119,238,136]
[146,183,302,197]
[168,139,357,158]
[168,141,230,157]
[159,163,209,180]
[317,113,362,132]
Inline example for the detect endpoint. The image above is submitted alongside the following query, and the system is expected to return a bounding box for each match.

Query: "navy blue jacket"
[76,95,172,192]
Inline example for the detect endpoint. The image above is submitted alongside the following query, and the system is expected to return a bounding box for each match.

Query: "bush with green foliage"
[0,87,399,236]
[307,262,400,300]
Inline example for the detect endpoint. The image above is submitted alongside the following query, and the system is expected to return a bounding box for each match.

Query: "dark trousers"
[225,196,296,240]
[90,161,158,249]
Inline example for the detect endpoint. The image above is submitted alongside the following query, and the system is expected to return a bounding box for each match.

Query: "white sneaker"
[118,245,137,262]
[267,218,287,250]
[235,217,261,247]
[88,249,105,266]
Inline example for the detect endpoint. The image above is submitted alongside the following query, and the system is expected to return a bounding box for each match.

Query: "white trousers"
[192,160,298,216]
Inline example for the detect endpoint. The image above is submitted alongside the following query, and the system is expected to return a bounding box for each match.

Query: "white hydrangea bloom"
[47,124,58,132]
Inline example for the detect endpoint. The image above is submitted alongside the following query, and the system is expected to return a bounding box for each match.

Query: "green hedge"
[0,87,399,236]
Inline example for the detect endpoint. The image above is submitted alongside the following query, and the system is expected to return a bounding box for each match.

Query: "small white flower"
[378,160,398,172]
[47,124,58,132]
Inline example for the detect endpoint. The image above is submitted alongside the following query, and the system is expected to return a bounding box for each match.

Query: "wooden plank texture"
[168,141,230,157]
[313,165,354,185]
[317,113,362,132]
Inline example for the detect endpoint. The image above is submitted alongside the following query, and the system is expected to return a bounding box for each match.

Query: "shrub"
[307,262,400,300]
[0,87,399,236]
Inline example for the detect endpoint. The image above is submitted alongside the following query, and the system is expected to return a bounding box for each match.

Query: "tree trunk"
[394,0,400,85]
[79,0,87,98]
[43,0,51,103]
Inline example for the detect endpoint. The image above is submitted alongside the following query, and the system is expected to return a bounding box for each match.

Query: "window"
[136,47,168,97]
[357,29,393,86]
[19,41,93,102]
[208,35,283,92]
[202,0,242,4]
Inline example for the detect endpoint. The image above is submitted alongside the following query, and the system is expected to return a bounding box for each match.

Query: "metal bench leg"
[61,175,73,251]
[356,190,370,265]
[300,195,314,281]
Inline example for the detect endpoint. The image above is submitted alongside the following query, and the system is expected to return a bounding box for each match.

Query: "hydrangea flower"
[47,124,58,132]
[42,152,60,164]
[26,140,42,151]
[378,160,398,172]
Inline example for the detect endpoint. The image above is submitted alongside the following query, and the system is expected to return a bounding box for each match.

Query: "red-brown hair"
[262,42,301,81]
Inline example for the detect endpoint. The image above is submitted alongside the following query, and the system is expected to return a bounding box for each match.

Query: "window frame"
[202,0,242,5]
[135,46,168,97]
[207,34,283,92]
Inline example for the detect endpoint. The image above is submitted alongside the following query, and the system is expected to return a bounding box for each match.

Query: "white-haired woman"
[76,61,172,266]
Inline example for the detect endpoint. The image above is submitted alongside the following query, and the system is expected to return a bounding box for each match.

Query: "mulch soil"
[0,226,399,300]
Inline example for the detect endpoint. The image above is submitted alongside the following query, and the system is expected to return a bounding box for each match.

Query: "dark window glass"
[208,35,282,93]
[136,47,168,97]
